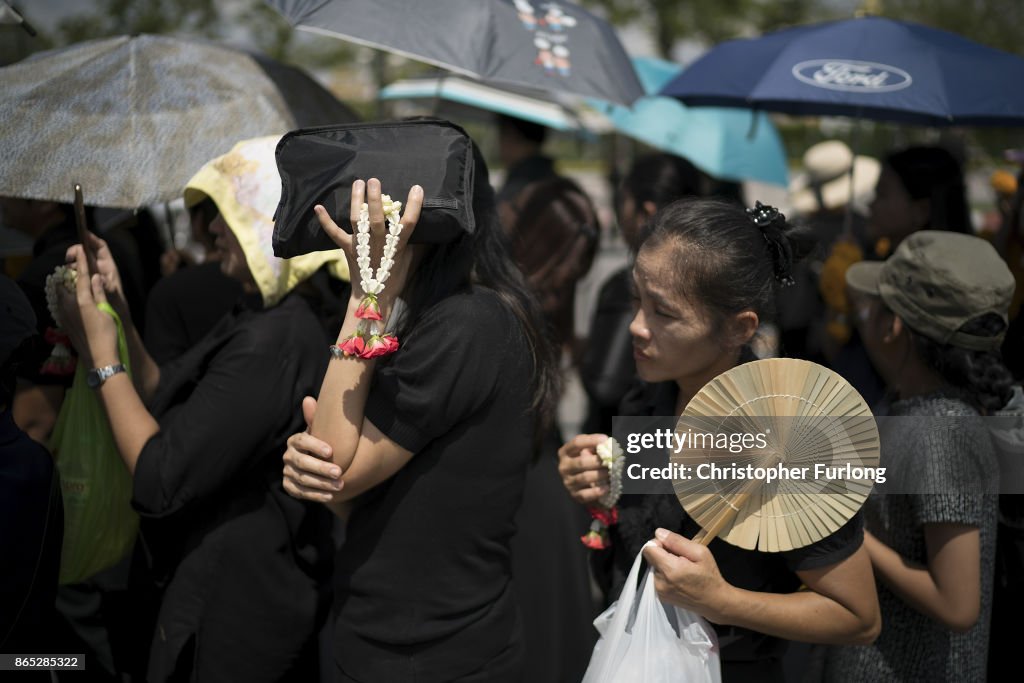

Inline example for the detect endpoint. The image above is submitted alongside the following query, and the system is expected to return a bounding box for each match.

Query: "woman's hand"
[314,178,424,308]
[282,396,346,504]
[66,231,129,319]
[558,433,611,505]
[57,246,119,369]
[643,528,736,623]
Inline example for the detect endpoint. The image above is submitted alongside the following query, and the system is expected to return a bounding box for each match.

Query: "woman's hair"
[886,146,971,233]
[912,314,1015,413]
[621,153,702,211]
[394,142,560,444]
[507,177,599,347]
[640,197,816,331]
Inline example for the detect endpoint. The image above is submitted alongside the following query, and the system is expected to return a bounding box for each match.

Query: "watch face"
[86,370,101,389]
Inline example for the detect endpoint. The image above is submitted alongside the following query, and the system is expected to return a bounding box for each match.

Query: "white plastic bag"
[582,543,722,683]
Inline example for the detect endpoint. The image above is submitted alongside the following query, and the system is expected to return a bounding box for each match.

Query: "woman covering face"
[280,137,559,683]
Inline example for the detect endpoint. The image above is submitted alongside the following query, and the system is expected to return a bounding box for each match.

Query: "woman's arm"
[283,396,414,518]
[58,247,159,475]
[643,528,881,645]
[285,179,422,517]
[863,524,980,632]
[69,236,161,399]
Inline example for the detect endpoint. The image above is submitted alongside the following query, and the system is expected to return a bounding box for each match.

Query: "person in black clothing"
[56,136,345,682]
[0,275,63,661]
[281,141,559,682]
[580,153,702,436]
[495,114,557,208]
[505,177,601,683]
[559,198,881,682]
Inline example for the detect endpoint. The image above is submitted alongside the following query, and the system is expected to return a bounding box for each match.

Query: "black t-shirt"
[334,287,534,683]
[606,378,865,669]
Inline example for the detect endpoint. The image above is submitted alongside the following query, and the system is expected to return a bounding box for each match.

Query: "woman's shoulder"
[426,285,510,320]
[889,390,979,417]
[224,295,325,353]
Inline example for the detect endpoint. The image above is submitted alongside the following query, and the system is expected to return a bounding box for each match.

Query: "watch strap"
[88,362,127,388]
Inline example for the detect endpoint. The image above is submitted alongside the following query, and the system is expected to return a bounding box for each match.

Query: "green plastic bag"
[50,302,139,584]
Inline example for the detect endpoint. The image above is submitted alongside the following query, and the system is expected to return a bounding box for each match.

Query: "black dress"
[333,287,534,683]
[601,379,865,683]
[132,294,334,682]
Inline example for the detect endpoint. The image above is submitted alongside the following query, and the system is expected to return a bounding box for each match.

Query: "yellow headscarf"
[183,135,348,307]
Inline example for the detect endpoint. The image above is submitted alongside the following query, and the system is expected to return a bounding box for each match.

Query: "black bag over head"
[272,119,475,257]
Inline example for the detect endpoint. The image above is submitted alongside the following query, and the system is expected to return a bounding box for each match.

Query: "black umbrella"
[266,0,644,105]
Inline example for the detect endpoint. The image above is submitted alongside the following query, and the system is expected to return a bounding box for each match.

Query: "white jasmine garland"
[596,436,624,509]
[44,265,77,328]
[355,194,403,295]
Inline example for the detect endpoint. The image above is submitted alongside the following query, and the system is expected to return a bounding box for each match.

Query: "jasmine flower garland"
[41,265,78,375]
[581,437,625,550]
[339,194,402,359]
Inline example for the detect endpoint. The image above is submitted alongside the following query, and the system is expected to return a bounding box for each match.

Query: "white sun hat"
[790,140,881,216]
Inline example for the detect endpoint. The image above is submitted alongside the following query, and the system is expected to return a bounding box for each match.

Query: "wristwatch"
[86,363,127,389]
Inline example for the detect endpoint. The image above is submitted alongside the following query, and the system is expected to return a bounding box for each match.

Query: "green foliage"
[57,0,221,43]
[880,0,1024,56]
[583,0,830,57]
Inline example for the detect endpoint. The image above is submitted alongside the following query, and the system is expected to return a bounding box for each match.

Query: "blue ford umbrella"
[592,57,789,186]
[268,0,644,105]
[659,16,1024,126]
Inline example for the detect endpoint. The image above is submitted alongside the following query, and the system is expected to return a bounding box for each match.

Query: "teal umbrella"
[378,74,603,133]
[592,57,789,187]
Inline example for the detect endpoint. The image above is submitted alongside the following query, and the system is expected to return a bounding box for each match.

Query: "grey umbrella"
[0,34,359,209]
[267,0,644,106]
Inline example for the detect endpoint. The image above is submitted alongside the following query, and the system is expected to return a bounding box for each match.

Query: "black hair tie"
[746,201,795,287]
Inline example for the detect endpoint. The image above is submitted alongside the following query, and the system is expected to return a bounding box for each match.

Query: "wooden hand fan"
[672,358,879,552]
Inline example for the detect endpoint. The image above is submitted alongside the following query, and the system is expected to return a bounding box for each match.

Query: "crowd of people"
[2,111,1023,683]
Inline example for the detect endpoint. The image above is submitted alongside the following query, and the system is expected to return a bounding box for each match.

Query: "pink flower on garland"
[355,294,383,321]
[580,530,608,550]
[339,332,366,357]
[579,506,619,550]
[362,335,392,358]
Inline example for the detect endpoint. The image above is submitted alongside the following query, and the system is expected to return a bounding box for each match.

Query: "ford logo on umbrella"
[792,60,912,93]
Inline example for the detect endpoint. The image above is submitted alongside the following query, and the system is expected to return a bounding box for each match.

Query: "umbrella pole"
[842,112,864,238]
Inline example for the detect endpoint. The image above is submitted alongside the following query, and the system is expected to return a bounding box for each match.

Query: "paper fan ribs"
[673,358,880,552]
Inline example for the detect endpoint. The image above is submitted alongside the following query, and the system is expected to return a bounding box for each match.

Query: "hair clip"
[746,201,784,228]
[747,201,795,287]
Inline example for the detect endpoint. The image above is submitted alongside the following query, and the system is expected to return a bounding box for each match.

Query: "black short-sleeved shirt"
[606,376,865,672]
[132,294,334,682]
[334,287,534,683]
